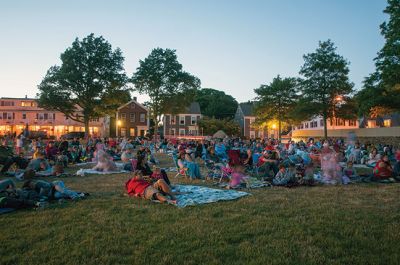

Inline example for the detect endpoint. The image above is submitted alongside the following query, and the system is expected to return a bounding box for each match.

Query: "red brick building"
[116,97,149,137]
[163,102,202,139]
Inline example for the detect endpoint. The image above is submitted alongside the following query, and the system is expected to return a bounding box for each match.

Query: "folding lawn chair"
[172,155,188,179]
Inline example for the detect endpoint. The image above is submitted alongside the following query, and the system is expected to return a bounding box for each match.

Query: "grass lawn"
[1,153,399,265]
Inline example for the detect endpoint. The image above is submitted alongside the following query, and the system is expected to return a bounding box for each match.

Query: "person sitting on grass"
[150,166,171,185]
[373,154,395,182]
[125,170,176,204]
[272,164,289,186]
[227,164,249,189]
[92,150,118,172]
[342,161,357,184]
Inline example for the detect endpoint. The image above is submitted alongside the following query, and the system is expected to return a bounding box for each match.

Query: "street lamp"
[116,120,122,137]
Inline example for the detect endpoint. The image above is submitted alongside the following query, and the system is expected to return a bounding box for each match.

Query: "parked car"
[61,132,85,140]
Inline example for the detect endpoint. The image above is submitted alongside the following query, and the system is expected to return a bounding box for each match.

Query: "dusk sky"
[0,0,387,103]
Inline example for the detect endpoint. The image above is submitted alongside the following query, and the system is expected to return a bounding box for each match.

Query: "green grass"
[1,154,399,265]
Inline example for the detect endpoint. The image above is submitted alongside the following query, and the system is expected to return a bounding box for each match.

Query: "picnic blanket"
[218,178,270,189]
[338,162,372,169]
[172,184,249,208]
[76,168,128,176]
[0,208,16,214]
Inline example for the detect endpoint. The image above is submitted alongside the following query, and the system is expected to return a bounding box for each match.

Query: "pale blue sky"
[0,0,387,103]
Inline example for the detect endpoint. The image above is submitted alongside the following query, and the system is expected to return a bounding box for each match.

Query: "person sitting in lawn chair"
[125,170,177,204]
[177,152,202,179]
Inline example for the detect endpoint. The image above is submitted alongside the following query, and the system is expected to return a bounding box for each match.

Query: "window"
[2,112,14,120]
[90,118,99,122]
[120,113,126,121]
[335,119,345,126]
[120,128,126,137]
[188,129,197,136]
[349,120,357,126]
[0,101,14,106]
[179,129,185,136]
[304,122,309,129]
[130,128,135,136]
[140,113,145,122]
[383,119,391,127]
[320,119,324,126]
[170,128,176,136]
[21,101,34,107]
[191,116,197,125]
[171,115,176,125]
[179,116,185,125]
[367,120,376,128]
[22,113,26,119]
[130,113,135,123]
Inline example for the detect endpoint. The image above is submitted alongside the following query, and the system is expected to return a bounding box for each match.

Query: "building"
[0,97,106,138]
[163,102,202,139]
[234,102,269,139]
[116,97,149,137]
[359,113,400,128]
[292,116,359,131]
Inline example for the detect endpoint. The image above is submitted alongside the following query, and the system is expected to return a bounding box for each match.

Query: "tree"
[297,40,354,139]
[37,34,131,136]
[132,48,201,141]
[357,0,400,113]
[198,117,240,136]
[195,88,238,119]
[254,75,299,139]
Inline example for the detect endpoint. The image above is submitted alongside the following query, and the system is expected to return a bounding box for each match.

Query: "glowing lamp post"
[116,120,122,137]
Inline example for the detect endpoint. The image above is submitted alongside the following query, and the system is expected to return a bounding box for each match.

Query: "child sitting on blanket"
[342,161,357,184]
[303,163,315,186]
[227,164,249,189]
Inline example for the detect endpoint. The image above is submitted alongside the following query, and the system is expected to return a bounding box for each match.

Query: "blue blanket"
[173,184,249,208]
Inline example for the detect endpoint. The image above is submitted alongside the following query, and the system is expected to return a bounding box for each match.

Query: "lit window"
[384,119,391,127]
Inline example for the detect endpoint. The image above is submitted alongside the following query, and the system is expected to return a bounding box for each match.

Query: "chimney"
[133,97,137,101]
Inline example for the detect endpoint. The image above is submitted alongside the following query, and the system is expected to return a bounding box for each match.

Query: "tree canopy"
[195,88,238,119]
[132,48,200,139]
[37,33,131,135]
[357,0,400,114]
[297,39,354,138]
[254,75,299,138]
[198,117,240,137]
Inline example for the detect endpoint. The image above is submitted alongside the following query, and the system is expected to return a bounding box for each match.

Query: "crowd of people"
[1,131,400,208]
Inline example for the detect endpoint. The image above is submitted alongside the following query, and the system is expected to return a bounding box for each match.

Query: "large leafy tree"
[37,33,131,136]
[357,0,400,114]
[132,48,201,140]
[198,117,240,136]
[254,75,299,139]
[297,40,354,139]
[195,88,238,119]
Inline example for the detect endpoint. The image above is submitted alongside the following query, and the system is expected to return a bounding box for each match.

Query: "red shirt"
[125,178,151,197]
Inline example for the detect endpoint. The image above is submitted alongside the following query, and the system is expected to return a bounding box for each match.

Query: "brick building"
[163,102,202,139]
[0,97,106,138]
[115,97,149,137]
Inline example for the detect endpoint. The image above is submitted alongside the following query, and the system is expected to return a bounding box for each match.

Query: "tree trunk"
[84,118,90,139]
[153,114,158,143]
[278,119,282,140]
[323,113,328,139]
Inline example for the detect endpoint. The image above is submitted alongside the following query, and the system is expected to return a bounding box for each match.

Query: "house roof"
[1,97,36,100]
[186,102,201,114]
[117,99,148,111]
[239,102,255,116]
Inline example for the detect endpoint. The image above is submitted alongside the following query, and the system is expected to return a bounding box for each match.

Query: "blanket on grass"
[217,178,270,189]
[76,168,128,176]
[172,184,249,208]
